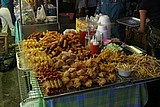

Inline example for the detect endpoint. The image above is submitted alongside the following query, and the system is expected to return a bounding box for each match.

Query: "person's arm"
[139,10,147,33]
[85,0,89,13]
[73,0,76,5]
[96,0,99,5]
[85,0,88,9]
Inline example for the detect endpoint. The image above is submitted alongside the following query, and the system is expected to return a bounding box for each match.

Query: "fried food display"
[19,30,160,96]
[126,54,160,78]
[62,58,117,89]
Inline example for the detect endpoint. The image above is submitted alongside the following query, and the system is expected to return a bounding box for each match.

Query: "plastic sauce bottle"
[85,28,91,50]
[90,36,95,53]
[90,38,100,54]
[79,27,87,46]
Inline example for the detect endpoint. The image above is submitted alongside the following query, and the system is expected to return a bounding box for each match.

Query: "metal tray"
[40,73,160,99]
[42,78,131,99]
[116,17,140,27]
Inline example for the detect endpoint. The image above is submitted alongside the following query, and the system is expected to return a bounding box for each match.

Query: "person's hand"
[138,27,145,33]
[111,38,121,43]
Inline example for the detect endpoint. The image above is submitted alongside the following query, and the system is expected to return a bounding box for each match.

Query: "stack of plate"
[46,16,57,22]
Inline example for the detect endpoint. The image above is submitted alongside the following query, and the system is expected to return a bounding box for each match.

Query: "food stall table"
[18,68,148,107]
[17,30,150,107]
[45,84,148,107]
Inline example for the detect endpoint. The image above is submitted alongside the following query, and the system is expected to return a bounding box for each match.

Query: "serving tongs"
[121,43,146,54]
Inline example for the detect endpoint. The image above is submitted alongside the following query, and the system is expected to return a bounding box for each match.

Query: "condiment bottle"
[90,36,95,52]
[90,38,100,54]
[99,33,104,48]
[79,26,87,46]
[85,28,91,50]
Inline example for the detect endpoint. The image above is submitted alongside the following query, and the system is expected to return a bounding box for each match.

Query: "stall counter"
[45,84,148,107]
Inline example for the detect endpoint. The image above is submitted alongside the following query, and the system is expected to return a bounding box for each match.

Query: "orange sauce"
[79,30,87,46]
[90,42,100,54]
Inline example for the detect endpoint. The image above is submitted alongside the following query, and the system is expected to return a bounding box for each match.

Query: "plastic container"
[117,68,132,77]
[97,25,107,31]
[101,30,108,40]
[97,15,111,39]
[98,15,110,25]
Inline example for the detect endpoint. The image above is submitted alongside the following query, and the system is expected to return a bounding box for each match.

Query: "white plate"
[63,29,77,34]
[46,16,57,22]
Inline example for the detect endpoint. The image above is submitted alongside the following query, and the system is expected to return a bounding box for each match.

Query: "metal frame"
[18,0,60,39]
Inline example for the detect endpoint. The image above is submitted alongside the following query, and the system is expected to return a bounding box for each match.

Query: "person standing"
[75,0,86,18]
[0,0,16,36]
[85,0,98,17]
[139,1,160,107]
[139,0,160,58]
[139,0,160,33]
[100,0,129,42]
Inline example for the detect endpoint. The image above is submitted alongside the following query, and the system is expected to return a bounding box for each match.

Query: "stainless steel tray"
[117,17,140,27]
[42,79,131,99]
[42,74,160,99]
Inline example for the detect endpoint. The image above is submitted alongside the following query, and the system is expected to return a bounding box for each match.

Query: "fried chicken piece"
[97,78,106,86]
[62,77,70,84]
[68,68,77,73]
[86,68,93,77]
[63,70,70,77]
[61,55,69,61]
[73,78,81,88]
[76,69,85,76]
[70,72,77,78]
[85,79,92,87]
[62,65,70,70]
[54,60,65,69]
[66,81,74,90]
[66,59,75,65]
[107,73,116,83]
[98,72,107,78]
[79,75,88,83]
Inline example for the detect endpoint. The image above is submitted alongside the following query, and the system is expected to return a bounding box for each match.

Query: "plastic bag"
[36,5,46,21]
[14,0,35,24]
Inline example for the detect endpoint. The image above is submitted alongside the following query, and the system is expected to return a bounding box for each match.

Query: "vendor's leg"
[5,9,15,36]
[78,7,85,18]
[1,17,8,33]
[0,8,14,36]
